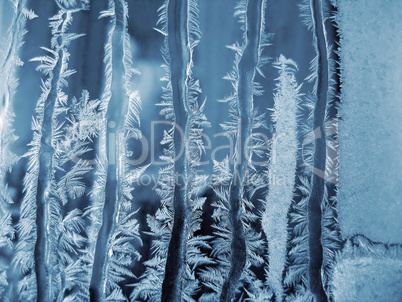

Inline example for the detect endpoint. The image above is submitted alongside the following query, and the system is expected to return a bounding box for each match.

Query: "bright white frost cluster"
[262,55,301,301]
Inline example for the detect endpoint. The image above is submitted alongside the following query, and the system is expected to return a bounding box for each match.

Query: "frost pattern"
[132,1,211,301]
[0,0,401,301]
[0,0,33,298]
[262,55,300,301]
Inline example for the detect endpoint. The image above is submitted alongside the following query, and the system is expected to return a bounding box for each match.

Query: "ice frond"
[21,8,38,20]
[57,159,91,205]
[104,210,142,299]
[0,7,30,282]
[0,214,14,249]
[188,0,201,51]
[106,288,126,301]
[14,124,40,298]
[123,91,142,130]
[56,0,90,12]
[234,0,248,28]
[320,186,342,297]
[284,176,311,293]
[70,89,101,140]
[99,7,115,19]
[298,0,314,32]
[30,53,57,75]
[299,0,332,32]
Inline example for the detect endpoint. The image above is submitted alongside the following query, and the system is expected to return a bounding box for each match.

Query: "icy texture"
[337,0,402,243]
[1,0,401,300]
[332,237,402,301]
[262,55,300,301]
[333,258,402,301]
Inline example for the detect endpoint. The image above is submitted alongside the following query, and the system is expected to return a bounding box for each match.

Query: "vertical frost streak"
[308,0,329,300]
[161,0,191,300]
[262,56,300,301]
[220,0,264,301]
[89,0,133,300]
[34,11,74,301]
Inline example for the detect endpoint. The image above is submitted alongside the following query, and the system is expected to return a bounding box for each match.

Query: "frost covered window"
[0,0,401,301]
